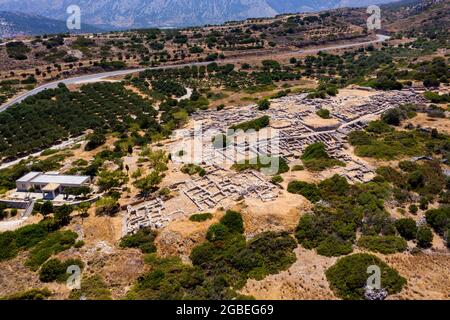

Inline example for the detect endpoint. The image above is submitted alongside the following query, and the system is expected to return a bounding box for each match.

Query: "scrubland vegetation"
[300,142,344,171]
[232,156,289,175]
[326,253,406,300]
[120,227,157,253]
[349,119,450,160]
[127,210,297,299]
[0,205,76,263]
[189,213,213,222]
[229,115,270,132]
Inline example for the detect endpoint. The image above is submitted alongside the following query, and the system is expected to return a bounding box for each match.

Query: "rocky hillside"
[382,0,449,33]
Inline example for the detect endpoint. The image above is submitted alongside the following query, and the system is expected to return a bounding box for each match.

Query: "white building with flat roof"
[16,172,91,200]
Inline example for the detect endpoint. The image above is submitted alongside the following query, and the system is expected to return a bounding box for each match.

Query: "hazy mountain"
[0,0,400,29]
[0,11,102,37]
[265,0,399,13]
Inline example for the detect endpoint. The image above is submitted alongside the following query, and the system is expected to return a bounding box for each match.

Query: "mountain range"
[0,11,102,37]
[0,0,400,30]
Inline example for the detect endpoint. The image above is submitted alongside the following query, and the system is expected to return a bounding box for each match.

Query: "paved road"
[294,34,390,54]
[0,34,390,112]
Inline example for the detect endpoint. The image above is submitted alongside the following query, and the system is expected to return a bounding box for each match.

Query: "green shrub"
[6,41,30,60]
[40,201,54,216]
[95,197,120,216]
[69,275,112,300]
[196,212,295,289]
[447,229,450,248]
[0,208,7,220]
[257,99,270,111]
[295,213,326,249]
[367,76,403,91]
[39,259,65,282]
[1,288,52,300]
[205,210,244,242]
[357,235,407,254]
[232,156,289,175]
[420,197,429,210]
[120,227,157,253]
[0,231,18,261]
[189,213,213,222]
[408,171,425,189]
[189,242,217,266]
[302,142,329,160]
[25,230,78,270]
[409,204,418,214]
[306,90,327,99]
[229,115,270,132]
[74,240,85,248]
[287,181,321,203]
[318,174,350,198]
[194,230,296,288]
[348,126,434,160]
[181,164,206,176]
[85,133,106,151]
[325,253,406,300]
[416,226,433,248]
[0,223,50,261]
[206,223,229,242]
[424,91,450,103]
[133,172,164,195]
[307,83,338,99]
[301,143,344,171]
[316,108,330,119]
[39,258,84,283]
[316,237,353,257]
[271,175,283,184]
[239,231,297,280]
[381,108,406,126]
[291,165,304,171]
[94,60,127,70]
[220,210,244,234]
[367,120,393,134]
[363,217,397,238]
[395,218,417,240]
[425,207,450,236]
[53,204,74,227]
[295,204,359,257]
[97,170,129,192]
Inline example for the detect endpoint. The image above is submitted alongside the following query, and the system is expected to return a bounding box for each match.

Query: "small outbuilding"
[16,172,91,199]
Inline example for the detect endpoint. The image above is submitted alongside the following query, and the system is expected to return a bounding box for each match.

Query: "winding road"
[0,34,390,112]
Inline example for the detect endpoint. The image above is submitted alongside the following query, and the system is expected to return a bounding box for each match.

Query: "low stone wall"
[0,199,30,209]
[53,195,101,207]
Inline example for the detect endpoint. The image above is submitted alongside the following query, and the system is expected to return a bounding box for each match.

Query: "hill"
[381,0,450,34]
